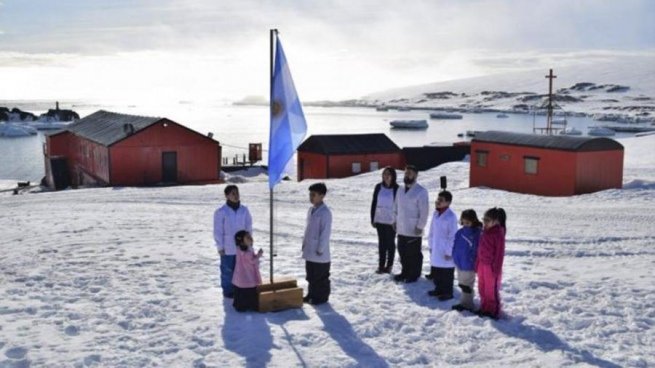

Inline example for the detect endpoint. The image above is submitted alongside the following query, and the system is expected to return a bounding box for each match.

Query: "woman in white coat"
[371,167,399,274]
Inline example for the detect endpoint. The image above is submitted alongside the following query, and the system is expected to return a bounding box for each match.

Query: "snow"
[0,180,17,192]
[222,166,269,184]
[0,135,653,367]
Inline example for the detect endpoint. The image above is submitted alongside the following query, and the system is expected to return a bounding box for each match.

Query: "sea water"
[0,100,617,182]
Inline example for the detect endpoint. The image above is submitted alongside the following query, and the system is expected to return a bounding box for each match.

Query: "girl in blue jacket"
[451,209,482,312]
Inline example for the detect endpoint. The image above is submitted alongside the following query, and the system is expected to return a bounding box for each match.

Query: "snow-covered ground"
[0,180,18,192]
[0,135,653,367]
[359,56,655,123]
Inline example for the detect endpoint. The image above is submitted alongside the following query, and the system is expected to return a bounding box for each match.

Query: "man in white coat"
[393,165,430,283]
[302,182,333,305]
[214,185,253,298]
[427,190,458,300]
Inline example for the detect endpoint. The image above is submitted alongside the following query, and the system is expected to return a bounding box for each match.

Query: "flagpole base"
[256,276,303,312]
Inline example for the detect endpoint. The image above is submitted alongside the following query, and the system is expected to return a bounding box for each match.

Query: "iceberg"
[0,123,38,137]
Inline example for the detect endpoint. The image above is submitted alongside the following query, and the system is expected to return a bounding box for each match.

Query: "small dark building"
[44,110,222,188]
[470,131,624,196]
[402,144,470,171]
[297,134,404,181]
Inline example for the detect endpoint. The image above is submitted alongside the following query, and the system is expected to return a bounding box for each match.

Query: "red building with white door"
[470,131,623,196]
[44,110,221,188]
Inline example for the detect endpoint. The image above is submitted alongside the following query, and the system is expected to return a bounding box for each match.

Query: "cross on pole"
[545,69,557,135]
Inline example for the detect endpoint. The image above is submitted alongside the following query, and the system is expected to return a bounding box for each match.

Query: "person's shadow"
[400,271,460,311]
[221,299,273,368]
[314,304,390,368]
[266,308,311,367]
[493,316,621,368]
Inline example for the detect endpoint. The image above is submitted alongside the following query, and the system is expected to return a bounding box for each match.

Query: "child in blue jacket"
[451,209,482,312]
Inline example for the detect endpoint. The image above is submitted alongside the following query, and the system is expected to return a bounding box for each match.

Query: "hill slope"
[362,55,655,122]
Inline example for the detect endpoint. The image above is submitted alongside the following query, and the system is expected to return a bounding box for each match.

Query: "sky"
[0,0,653,103]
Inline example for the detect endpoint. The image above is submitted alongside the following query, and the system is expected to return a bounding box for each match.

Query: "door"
[162,151,177,183]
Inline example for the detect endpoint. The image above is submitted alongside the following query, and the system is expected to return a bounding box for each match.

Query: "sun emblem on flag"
[272,100,283,117]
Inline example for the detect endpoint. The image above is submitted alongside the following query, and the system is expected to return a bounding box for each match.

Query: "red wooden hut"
[44,110,221,188]
[470,131,624,196]
[297,134,404,181]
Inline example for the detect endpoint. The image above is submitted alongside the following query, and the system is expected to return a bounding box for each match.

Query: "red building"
[297,134,404,181]
[470,131,624,196]
[44,110,221,188]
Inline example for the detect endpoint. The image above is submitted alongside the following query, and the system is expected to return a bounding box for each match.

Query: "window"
[352,162,361,174]
[524,156,539,175]
[476,150,488,167]
[369,161,379,172]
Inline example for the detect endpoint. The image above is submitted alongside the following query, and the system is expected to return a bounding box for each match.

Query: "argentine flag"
[268,37,308,189]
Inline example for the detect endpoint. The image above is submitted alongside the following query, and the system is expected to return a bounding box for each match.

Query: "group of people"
[371,166,507,319]
[213,165,506,320]
[213,183,332,312]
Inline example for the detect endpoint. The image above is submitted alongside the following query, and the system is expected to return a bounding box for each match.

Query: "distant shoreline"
[233,99,652,124]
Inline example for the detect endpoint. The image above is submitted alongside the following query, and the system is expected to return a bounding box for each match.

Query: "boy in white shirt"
[302,183,333,305]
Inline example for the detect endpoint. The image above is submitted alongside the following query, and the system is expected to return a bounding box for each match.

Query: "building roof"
[54,110,164,146]
[473,130,624,152]
[298,134,401,155]
[402,145,470,171]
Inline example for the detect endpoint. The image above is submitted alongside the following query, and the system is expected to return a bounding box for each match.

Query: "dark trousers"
[432,266,455,296]
[233,286,258,312]
[305,261,331,303]
[397,235,423,281]
[376,224,396,269]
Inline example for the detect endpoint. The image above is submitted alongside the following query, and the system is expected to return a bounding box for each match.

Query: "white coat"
[393,183,430,237]
[373,186,396,225]
[213,203,253,255]
[302,203,332,263]
[428,207,458,268]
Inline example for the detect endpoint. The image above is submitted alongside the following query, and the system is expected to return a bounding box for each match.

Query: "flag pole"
[269,28,277,285]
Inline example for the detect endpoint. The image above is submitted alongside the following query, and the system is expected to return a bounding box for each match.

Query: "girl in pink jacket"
[232,230,263,312]
[476,207,507,320]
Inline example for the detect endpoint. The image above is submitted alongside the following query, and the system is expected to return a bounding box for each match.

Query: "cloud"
[0,0,653,100]
[468,49,655,74]
[1,0,654,54]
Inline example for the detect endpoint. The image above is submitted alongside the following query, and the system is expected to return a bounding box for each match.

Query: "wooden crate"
[257,276,304,313]
[257,276,298,293]
[258,287,303,313]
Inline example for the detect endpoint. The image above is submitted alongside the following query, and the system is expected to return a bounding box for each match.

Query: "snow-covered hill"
[361,56,655,123]
[0,135,653,367]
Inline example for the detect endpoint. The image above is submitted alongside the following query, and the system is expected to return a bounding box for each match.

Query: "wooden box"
[257,276,303,313]
[257,276,298,292]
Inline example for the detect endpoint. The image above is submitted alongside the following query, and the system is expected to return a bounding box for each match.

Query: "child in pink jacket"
[232,230,263,312]
[476,207,506,320]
